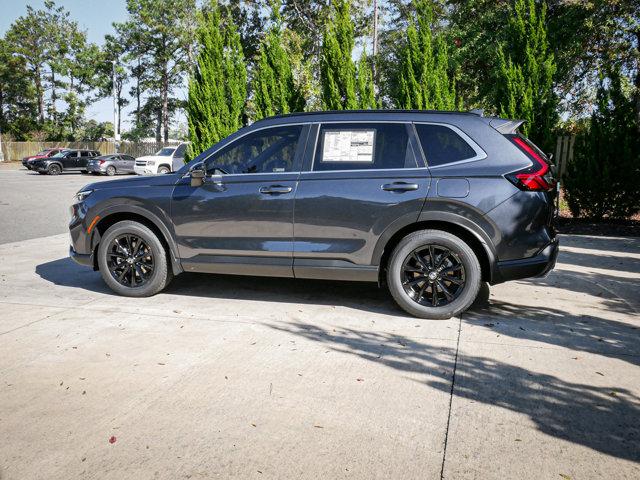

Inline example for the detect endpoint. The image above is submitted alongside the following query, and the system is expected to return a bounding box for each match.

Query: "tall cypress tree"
[494,0,556,150]
[320,0,358,110]
[187,0,247,158]
[395,0,456,110]
[252,0,304,120]
[357,51,377,109]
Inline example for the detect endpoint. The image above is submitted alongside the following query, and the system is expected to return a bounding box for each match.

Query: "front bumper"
[494,237,559,283]
[69,244,93,267]
[134,164,155,175]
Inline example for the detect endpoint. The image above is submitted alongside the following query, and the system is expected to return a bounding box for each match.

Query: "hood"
[81,172,180,192]
[136,155,168,162]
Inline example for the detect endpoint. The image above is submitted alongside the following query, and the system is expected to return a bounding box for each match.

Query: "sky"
[0,0,187,128]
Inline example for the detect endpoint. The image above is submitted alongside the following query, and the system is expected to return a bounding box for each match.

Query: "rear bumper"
[494,237,559,283]
[86,164,106,173]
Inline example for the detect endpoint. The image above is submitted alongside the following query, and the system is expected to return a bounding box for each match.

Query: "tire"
[158,166,170,174]
[48,164,61,175]
[106,165,116,176]
[387,229,481,319]
[97,221,172,297]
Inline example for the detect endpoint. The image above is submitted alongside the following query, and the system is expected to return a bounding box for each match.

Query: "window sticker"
[322,130,375,162]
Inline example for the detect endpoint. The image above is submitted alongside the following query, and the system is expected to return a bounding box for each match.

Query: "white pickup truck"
[134,143,188,175]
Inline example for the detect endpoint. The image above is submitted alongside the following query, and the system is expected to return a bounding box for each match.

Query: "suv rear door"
[171,124,309,277]
[292,122,430,280]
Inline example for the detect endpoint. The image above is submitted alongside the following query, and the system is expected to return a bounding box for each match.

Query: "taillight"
[99,160,106,165]
[506,136,556,191]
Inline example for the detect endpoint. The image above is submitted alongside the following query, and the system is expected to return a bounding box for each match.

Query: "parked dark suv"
[69,111,558,319]
[32,149,100,175]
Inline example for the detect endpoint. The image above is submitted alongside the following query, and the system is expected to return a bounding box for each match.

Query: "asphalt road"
[0,168,123,244]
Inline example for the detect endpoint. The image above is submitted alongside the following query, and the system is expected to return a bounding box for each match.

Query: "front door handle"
[259,185,293,195]
[382,182,419,192]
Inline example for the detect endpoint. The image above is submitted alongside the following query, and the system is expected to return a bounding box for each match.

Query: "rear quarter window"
[415,124,479,167]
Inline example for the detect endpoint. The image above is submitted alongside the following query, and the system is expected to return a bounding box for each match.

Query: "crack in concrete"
[440,315,462,480]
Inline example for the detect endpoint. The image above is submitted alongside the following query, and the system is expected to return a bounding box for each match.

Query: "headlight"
[75,190,93,202]
[147,161,155,166]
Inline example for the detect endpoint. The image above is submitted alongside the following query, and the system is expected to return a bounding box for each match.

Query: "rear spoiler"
[490,118,525,135]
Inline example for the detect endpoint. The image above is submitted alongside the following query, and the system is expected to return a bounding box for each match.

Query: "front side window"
[313,123,415,171]
[205,125,302,174]
[415,124,478,167]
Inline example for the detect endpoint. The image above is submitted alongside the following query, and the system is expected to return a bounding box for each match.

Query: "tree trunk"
[135,58,141,128]
[635,29,640,133]
[51,68,57,125]
[35,66,44,123]
[155,106,162,142]
[162,67,169,142]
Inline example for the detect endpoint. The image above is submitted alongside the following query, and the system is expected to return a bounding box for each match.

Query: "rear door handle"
[259,185,293,195]
[382,182,419,192]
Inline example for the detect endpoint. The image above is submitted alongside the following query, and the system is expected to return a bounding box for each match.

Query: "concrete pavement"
[0,232,638,479]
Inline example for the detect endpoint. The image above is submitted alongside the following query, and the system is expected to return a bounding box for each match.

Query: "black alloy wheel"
[401,244,466,307]
[106,234,154,288]
[48,164,61,175]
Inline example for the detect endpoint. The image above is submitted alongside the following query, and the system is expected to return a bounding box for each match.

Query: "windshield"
[155,148,176,157]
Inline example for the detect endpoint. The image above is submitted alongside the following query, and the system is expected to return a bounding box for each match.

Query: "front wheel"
[157,166,170,174]
[387,230,481,319]
[47,164,61,175]
[97,221,172,297]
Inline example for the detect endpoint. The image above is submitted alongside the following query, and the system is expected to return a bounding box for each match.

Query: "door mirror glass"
[190,164,206,187]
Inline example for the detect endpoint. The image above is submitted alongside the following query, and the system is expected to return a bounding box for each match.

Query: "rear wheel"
[98,221,172,297]
[106,165,116,176]
[48,164,61,175]
[387,230,481,319]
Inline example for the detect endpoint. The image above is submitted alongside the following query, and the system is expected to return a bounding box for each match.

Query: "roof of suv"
[251,109,498,128]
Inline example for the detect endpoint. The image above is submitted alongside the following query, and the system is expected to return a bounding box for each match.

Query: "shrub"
[564,70,640,219]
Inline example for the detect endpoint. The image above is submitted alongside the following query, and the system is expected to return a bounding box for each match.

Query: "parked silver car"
[86,154,137,176]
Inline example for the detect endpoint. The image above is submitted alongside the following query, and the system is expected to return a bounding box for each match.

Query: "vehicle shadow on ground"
[267,321,640,462]
[35,256,405,316]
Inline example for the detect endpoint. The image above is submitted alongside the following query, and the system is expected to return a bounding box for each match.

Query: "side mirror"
[190,165,206,187]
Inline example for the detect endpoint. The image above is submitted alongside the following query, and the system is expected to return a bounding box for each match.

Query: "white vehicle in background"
[134,143,188,175]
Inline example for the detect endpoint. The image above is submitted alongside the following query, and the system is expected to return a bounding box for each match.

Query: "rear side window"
[314,123,415,171]
[415,124,477,167]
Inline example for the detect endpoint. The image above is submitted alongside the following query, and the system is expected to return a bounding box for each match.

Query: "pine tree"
[320,0,358,110]
[494,0,556,150]
[187,0,247,159]
[252,0,304,121]
[395,0,456,110]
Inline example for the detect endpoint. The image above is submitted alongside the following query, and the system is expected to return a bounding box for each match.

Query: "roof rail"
[253,109,480,123]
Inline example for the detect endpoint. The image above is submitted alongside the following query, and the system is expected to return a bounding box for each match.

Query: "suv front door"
[293,122,430,280]
[172,124,308,277]
[61,151,78,169]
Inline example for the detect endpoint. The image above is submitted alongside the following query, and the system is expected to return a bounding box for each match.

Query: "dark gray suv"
[69,110,558,319]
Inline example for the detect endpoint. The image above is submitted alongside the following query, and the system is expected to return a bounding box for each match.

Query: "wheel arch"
[376,214,498,285]
[91,207,182,274]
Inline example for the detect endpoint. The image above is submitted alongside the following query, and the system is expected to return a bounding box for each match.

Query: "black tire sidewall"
[387,230,481,319]
[98,221,169,297]
[48,164,61,175]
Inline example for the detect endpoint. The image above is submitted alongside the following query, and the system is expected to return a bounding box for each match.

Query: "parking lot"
[1,166,639,479]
